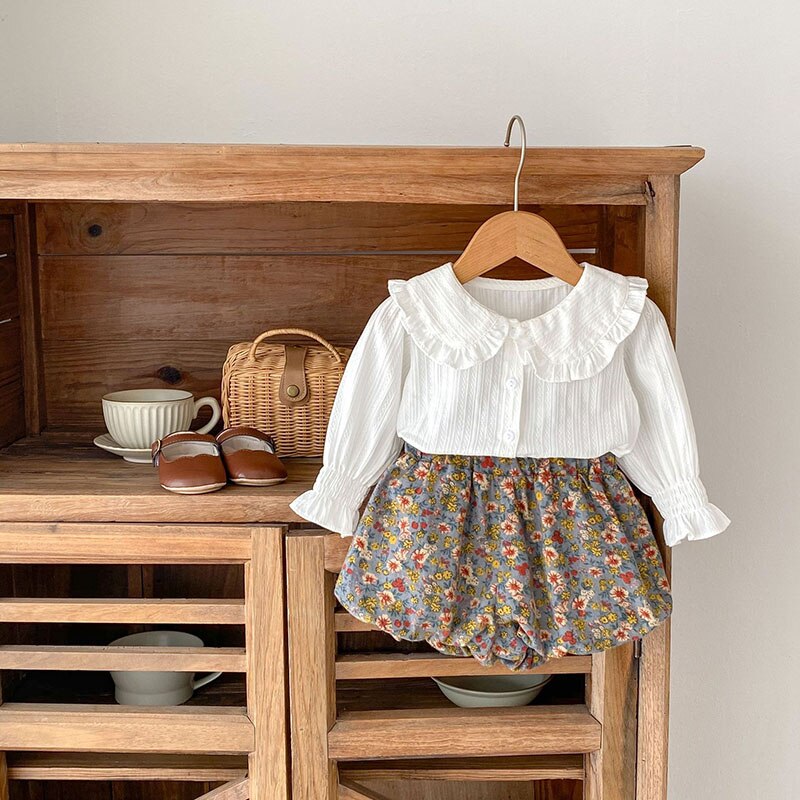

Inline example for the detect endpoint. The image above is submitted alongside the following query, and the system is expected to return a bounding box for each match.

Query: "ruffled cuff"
[651,478,731,546]
[288,466,368,537]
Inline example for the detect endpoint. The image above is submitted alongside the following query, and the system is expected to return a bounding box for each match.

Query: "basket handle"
[247,328,343,363]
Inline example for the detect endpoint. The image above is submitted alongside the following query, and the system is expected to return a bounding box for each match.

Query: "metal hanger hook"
[503,115,527,212]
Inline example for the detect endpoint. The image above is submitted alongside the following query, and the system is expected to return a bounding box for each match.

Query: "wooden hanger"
[452,116,584,286]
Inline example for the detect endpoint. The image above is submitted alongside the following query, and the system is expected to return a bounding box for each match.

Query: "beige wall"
[2,2,798,798]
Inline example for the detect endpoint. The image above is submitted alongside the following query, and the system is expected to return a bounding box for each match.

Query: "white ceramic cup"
[108,630,222,706]
[101,389,221,450]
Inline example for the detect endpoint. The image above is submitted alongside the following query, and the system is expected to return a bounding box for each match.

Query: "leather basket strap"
[279,345,309,406]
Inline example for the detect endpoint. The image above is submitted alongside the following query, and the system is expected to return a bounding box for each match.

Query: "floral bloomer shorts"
[335,444,673,671]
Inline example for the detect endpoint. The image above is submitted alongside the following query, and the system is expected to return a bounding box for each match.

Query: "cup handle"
[192,671,222,691]
[193,397,222,435]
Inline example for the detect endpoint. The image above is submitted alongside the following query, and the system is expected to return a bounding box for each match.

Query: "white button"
[504,429,516,442]
[506,377,519,390]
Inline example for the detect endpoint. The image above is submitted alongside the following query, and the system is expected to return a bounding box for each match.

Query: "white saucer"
[94,433,152,464]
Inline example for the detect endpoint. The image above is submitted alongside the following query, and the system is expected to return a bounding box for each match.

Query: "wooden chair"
[286,529,639,800]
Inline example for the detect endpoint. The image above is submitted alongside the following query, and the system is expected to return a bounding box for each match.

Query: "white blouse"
[290,262,729,547]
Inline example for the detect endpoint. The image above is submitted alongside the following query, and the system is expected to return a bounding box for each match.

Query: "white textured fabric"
[290,262,730,546]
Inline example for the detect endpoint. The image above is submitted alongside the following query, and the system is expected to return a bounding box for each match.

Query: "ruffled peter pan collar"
[388,262,648,382]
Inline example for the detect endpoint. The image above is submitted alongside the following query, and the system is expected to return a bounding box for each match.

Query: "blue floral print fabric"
[335,444,672,671]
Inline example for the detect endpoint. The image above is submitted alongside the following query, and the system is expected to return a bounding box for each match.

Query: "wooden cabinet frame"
[0,143,701,800]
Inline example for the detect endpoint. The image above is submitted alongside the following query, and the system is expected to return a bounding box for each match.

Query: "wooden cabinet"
[0,143,702,800]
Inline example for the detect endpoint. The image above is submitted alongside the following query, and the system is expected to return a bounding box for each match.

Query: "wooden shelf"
[328,704,601,760]
[0,433,318,523]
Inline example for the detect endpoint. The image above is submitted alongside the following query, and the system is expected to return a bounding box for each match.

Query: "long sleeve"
[289,297,407,537]
[618,299,730,547]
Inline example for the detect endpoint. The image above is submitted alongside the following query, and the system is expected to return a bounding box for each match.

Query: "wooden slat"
[38,254,437,341]
[636,173,679,800]
[0,437,318,523]
[339,755,585,782]
[36,202,599,254]
[0,523,252,562]
[0,597,245,624]
[196,777,249,800]
[0,319,22,387]
[335,652,592,680]
[0,379,25,450]
[287,533,339,800]
[0,254,17,321]
[286,531,338,800]
[0,703,254,754]
[0,216,14,253]
[0,144,703,203]
[584,646,638,800]
[14,203,46,434]
[245,528,290,800]
[0,644,246,672]
[6,752,248,781]
[328,704,601,760]
[324,534,351,573]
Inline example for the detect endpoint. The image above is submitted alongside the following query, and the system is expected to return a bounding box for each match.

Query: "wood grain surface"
[0,703,254,754]
[328,704,601,760]
[0,144,703,202]
[36,202,599,254]
[0,434,318,523]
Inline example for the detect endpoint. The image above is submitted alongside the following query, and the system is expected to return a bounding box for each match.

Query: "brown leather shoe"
[151,432,227,494]
[216,426,288,486]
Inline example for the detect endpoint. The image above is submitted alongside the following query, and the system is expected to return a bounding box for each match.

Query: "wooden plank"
[584,647,638,800]
[0,254,17,321]
[38,254,438,341]
[0,644,246,672]
[0,379,25,450]
[245,528,289,800]
[42,339,227,428]
[636,173,679,800]
[0,703,254,754]
[286,534,338,800]
[0,144,703,203]
[328,704,601,760]
[15,204,46,434]
[335,652,592,680]
[0,319,22,387]
[196,777,249,800]
[637,621,671,800]
[340,755,585,782]
[0,523,252,563]
[0,597,246,625]
[324,534,350,573]
[0,436,319,523]
[36,202,599,254]
[0,216,14,253]
[6,753,248,781]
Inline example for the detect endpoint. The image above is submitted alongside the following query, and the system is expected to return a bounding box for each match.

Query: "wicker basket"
[221,328,350,457]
